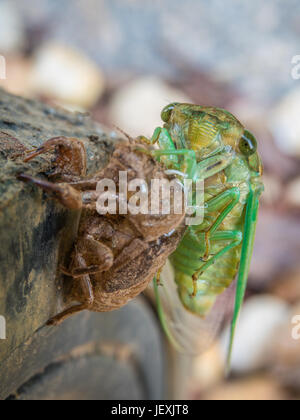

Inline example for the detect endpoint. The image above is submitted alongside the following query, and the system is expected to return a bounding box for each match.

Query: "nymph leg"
[18,174,83,210]
[24,136,87,180]
[47,252,96,326]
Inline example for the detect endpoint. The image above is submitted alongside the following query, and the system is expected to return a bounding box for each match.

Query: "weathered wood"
[0,89,167,400]
[2,299,165,400]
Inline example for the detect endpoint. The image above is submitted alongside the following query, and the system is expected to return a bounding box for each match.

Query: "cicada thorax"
[185,113,220,150]
[168,105,245,159]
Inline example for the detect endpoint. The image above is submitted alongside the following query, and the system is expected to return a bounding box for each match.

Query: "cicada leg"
[191,230,243,293]
[196,152,235,180]
[153,275,183,352]
[152,149,197,180]
[155,266,164,286]
[149,127,180,166]
[186,187,242,298]
[179,187,242,296]
[201,187,241,260]
[142,126,199,180]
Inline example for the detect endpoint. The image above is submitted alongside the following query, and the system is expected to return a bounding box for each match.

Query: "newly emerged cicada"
[142,103,264,366]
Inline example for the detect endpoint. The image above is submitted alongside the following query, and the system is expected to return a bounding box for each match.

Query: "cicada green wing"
[227,186,262,371]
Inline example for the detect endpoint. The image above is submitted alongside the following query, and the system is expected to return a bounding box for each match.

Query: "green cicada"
[143,103,264,367]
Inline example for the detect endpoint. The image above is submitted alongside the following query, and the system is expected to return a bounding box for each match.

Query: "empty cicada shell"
[19,136,186,325]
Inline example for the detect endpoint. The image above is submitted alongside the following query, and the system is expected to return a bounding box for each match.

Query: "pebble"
[30,43,105,109]
[272,303,300,365]
[222,295,290,374]
[270,303,300,390]
[268,88,300,159]
[109,76,191,138]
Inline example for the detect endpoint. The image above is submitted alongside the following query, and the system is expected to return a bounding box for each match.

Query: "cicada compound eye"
[161,102,179,123]
[239,130,257,156]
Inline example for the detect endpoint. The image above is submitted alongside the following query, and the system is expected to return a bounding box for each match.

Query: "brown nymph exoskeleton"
[18,136,186,325]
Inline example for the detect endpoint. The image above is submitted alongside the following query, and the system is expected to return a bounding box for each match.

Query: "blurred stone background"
[1,0,300,400]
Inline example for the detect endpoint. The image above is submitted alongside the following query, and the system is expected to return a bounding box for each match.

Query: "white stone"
[268,88,300,158]
[109,76,191,138]
[30,43,105,109]
[222,295,289,373]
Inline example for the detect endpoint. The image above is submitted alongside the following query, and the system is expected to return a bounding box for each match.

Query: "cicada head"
[161,103,245,159]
